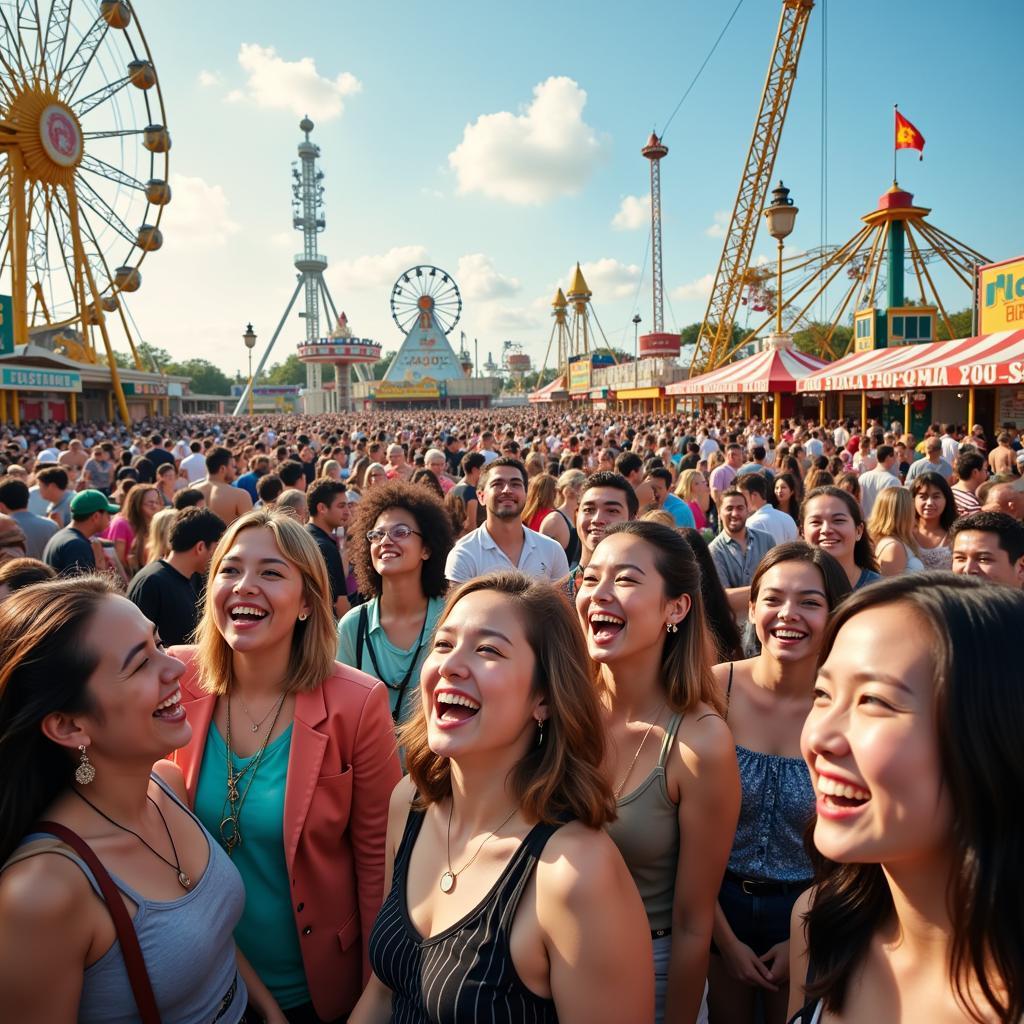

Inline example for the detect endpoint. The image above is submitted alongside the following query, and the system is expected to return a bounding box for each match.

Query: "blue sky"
[124,0,1022,378]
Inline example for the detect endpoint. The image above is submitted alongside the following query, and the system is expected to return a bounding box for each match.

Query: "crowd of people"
[0,405,1022,1024]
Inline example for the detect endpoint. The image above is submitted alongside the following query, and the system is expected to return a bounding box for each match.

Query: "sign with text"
[122,381,168,396]
[568,357,591,393]
[0,295,13,355]
[0,366,82,392]
[979,256,1024,333]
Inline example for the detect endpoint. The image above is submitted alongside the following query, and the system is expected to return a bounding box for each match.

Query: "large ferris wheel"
[0,0,170,421]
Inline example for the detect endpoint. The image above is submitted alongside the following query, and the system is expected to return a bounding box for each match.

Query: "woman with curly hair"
[338,481,454,726]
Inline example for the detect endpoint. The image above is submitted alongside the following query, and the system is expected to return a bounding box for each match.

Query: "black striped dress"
[369,807,561,1023]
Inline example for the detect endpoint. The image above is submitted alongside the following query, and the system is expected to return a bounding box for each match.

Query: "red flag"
[895,110,925,160]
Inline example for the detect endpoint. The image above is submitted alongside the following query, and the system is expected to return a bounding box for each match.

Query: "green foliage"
[935,307,973,341]
[791,321,853,357]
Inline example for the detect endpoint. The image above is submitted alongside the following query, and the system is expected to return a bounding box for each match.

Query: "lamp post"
[243,322,257,416]
[632,313,641,395]
[763,181,798,442]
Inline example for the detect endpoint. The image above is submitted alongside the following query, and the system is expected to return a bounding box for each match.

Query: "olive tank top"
[603,712,683,933]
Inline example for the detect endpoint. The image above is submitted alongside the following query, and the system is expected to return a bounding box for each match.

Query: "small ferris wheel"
[0,0,171,421]
[390,264,461,335]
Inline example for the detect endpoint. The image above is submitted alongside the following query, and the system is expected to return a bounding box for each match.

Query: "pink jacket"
[169,647,401,1021]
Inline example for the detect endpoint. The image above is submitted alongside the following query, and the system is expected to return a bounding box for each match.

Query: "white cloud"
[326,245,429,292]
[456,253,521,302]
[705,210,729,238]
[671,273,715,302]
[612,194,650,231]
[567,258,642,301]
[161,174,239,248]
[197,70,221,88]
[448,76,605,205]
[231,44,362,121]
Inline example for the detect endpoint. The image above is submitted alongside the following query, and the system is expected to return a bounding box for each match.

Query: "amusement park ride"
[0,0,171,422]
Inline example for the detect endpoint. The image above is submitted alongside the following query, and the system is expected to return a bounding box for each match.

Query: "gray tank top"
[17,774,247,1024]
[604,712,684,933]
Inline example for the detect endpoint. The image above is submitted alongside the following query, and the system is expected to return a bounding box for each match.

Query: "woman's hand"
[720,934,779,991]
[759,939,790,986]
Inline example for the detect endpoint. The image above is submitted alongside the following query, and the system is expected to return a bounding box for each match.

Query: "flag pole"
[893,104,898,186]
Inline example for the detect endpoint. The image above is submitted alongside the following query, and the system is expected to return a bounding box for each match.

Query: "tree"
[169,359,233,395]
[371,350,395,380]
[935,306,973,341]
[791,321,853,357]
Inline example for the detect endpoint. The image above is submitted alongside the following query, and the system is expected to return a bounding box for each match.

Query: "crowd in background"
[0,405,1022,1024]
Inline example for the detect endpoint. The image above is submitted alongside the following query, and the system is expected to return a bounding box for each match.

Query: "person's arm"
[712,899,778,990]
[786,888,815,1019]
[462,497,478,536]
[349,776,416,1024]
[539,826,654,1024]
[664,714,741,1023]
[349,682,402,981]
[547,539,570,582]
[444,542,474,584]
[874,538,907,577]
[539,509,569,549]
[0,854,93,1023]
[337,609,359,667]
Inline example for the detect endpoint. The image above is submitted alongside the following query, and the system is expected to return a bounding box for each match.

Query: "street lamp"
[632,313,641,391]
[763,181,798,441]
[242,322,257,416]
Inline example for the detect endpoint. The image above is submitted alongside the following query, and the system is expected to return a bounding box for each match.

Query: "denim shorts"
[716,872,811,956]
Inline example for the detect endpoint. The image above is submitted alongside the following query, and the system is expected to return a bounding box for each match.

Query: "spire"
[567,263,591,301]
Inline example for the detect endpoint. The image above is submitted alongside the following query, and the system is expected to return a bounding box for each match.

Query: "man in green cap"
[42,489,119,576]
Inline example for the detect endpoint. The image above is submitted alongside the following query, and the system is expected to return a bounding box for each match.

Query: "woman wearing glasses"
[338,482,454,728]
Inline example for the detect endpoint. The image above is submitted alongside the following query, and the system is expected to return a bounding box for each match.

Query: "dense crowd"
[0,406,1022,1024]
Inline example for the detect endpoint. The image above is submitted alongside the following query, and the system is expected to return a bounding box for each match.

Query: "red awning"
[665,346,827,396]
[528,375,567,403]
[795,330,1024,393]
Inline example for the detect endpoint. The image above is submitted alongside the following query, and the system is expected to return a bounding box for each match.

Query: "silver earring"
[666,622,678,634]
[75,745,96,786]
[535,719,546,747]
[298,612,308,622]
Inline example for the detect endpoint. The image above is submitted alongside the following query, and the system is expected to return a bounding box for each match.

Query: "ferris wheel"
[0,1,170,418]
[390,264,462,335]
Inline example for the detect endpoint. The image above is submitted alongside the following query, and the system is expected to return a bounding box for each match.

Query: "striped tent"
[528,375,567,404]
[795,331,1024,393]
[665,346,827,396]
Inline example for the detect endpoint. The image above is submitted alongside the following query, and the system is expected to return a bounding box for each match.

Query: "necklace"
[72,788,192,890]
[237,695,282,733]
[440,801,519,894]
[220,692,286,855]
[614,703,666,798]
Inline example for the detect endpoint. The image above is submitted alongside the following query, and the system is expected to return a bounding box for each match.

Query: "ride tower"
[639,132,681,360]
[233,117,346,415]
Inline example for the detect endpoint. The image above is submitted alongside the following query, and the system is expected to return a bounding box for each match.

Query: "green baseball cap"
[70,490,120,517]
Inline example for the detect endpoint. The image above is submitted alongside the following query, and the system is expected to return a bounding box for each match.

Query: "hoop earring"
[75,745,96,786]
[298,612,308,622]
[666,622,678,634]
[535,719,546,747]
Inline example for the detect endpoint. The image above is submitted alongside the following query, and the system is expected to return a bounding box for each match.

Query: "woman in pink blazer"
[171,508,400,1024]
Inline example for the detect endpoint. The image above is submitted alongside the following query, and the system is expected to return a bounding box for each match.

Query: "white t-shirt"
[746,504,799,545]
[180,451,208,483]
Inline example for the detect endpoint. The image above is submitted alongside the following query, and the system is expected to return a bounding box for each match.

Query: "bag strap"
[34,821,162,1024]
[355,602,369,669]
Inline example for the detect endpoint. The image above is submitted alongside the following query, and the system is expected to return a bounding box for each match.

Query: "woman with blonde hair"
[539,467,585,568]
[146,506,178,563]
[867,486,924,576]
[351,571,654,1023]
[576,521,741,1023]
[171,508,401,1023]
[675,469,712,530]
[521,472,557,532]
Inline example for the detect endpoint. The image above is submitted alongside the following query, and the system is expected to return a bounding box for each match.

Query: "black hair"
[645,466,673,487]
[348,481,452,599]
[910,471,958,532]
[204,445,233,476]
[483,456,528,487]
[955,450,986,480]
[0,557,56,592]
[580,471,639,519]
[614,451,643,478]
[801,486,878,572]
[278,461,305,488]
[307,478,347,519]
[679,527,743,662]
[36,467,68,491]
[0,477,29,511]
[736,472,769,502]
[949,510,1024,564]
[172,488,204,511]
[169,509,227,553]
[256,475,284,504]
[750,540,852,611]
[802,574,1024,1023]
[410,467,445,501]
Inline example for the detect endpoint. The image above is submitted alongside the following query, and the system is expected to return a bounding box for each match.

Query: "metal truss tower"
[233,117,343,415]
[642,132,669,333]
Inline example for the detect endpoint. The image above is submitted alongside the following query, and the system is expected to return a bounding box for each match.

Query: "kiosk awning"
[665,346,827,396]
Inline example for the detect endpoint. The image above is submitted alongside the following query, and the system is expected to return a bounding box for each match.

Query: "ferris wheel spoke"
[83,126,143,140]
[0,8,28,91]
[78,152,144,192]
[54,10,108,100]
[74,72,132,117]
[15,0,43,83]
[73,175,136,245]
[41,0,72,83]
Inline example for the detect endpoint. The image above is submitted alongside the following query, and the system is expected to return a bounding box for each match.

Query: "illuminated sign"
[978,256,1024,333]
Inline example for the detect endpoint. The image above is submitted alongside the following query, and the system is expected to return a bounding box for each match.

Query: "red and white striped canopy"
[795,331,1024,393]
[665,346,827,396]
[528,375,567,404]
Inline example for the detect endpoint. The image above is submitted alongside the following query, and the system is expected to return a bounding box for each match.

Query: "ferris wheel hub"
[7,90,83,186]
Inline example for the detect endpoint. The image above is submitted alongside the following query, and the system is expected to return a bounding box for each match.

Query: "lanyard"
[359,602,430,724]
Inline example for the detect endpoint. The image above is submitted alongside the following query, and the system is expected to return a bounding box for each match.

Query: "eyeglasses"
[367,524,422,543]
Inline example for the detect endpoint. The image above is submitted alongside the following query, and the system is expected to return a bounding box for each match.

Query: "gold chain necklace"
[237,695,281,733]
[614,703,666,798]
[440,802,519,894]
[219,692,286,855]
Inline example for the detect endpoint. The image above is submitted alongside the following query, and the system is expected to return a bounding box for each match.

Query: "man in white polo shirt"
[445,457,569,584]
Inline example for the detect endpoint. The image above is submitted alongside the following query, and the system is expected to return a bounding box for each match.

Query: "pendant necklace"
[237,696,281,733]
[614,702,665,798]
[441,801,519,894]
[72,788,192,890]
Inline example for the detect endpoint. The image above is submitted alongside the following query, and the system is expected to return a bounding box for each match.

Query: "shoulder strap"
[355,602,369,669]
[34,821,162,1024]
[725,662,735,718]
[657,712,684,768]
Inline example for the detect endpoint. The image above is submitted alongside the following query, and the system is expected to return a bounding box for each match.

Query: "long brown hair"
[193,509,336,695]
[123,484,160,568]
[521,473,557,526]
[401,571,616,829]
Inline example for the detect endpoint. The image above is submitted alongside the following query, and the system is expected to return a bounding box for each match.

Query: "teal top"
[337,595,445,724]
[193,722,309,1010]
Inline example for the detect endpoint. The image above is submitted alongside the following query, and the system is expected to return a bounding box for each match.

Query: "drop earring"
[75,745,96,785]
[535,719,546,747]
[666,622,678,633]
